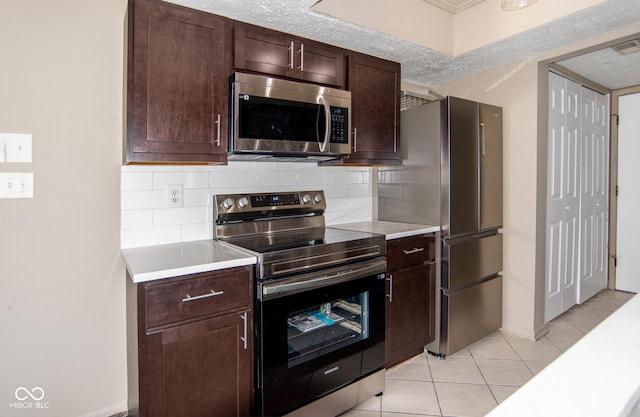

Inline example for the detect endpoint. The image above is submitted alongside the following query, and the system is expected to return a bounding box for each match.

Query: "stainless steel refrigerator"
[378,96,503,356]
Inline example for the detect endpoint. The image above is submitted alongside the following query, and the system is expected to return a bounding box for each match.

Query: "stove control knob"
[301,194,312,204]
[237,197,249,208]
[221,198,235,210]
[313,193,323,204]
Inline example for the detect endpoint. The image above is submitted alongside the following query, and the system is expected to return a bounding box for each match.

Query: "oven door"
[256,263,385,417]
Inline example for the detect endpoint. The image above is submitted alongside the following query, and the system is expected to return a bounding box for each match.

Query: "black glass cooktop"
[223,227,382,254]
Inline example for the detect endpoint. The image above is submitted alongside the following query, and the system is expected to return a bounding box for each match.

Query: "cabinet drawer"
[145,267,252,329]
[386,234,435,272]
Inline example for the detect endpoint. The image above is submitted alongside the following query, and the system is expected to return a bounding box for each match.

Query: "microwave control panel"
[330,107,349,144]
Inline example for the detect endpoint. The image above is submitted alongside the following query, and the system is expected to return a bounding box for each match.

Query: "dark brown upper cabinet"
[325,53,401,166]
[234,22,346,89]
[125,0,232,164]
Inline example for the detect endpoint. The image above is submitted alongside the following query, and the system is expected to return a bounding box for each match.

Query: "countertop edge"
[128,256,257,283]
[121,240,257,284]
[331,220,440,240]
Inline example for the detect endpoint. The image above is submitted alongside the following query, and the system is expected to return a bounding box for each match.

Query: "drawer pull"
[403,247,425,255]
[181,289,224,303]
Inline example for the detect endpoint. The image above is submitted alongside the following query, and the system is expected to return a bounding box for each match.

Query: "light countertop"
[486,293,640,417]
[331,220,439,240]
[121,240,257,283]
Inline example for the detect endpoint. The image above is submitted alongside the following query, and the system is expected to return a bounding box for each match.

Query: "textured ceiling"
[554,40,640,90]
[167,0,640,90]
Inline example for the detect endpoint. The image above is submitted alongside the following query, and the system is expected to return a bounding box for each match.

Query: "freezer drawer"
[442,233,503,290]
[440,275,502,356]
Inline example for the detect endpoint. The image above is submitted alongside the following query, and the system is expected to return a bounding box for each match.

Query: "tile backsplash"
[121,161,374,248]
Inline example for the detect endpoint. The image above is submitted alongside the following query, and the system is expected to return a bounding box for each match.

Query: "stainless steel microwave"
[229,72,351,161]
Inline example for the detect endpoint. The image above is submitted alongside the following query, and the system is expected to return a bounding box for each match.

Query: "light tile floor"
[341,289,635,417]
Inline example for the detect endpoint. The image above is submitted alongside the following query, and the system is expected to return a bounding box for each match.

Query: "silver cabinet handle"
[214,113,221,146]
[403,247,425,255]
[181,289,224,303]
[386,274,393,303]
[240,312,248,350]
[298,43,304,71]
[289,41,294,69]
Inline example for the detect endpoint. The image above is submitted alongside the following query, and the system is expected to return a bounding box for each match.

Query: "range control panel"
[214,190,326,215]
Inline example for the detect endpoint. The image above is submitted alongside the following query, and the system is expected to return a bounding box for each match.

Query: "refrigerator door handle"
[480,122,486,155]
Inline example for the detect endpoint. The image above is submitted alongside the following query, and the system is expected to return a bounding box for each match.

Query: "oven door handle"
[261,258,386,300]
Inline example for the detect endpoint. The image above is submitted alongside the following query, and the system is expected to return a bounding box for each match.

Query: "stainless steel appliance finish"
[229,72,352,161]
[213,190,386,417]
[379,96,504,356]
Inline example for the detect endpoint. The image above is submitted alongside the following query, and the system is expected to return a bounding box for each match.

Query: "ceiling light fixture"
[501,0,538,11]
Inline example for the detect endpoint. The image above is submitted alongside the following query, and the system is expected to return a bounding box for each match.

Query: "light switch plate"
[5,133,33,163]
[0,172,34,199]
[0,135,7,162]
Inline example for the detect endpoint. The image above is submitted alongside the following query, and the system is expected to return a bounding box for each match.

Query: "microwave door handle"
[318,96,330,152]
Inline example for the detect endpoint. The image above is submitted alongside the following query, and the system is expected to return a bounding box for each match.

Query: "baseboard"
[77,401,127,417]
[500,322,549,341]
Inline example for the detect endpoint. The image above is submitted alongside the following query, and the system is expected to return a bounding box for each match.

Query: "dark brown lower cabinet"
[385,234,436,368]
[385,264,436,368]
[127,266,253,417]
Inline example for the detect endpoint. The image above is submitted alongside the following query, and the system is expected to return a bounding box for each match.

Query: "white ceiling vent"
[611,39,640,56]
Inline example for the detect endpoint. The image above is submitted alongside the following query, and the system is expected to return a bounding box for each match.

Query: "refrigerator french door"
[440,97,504,356]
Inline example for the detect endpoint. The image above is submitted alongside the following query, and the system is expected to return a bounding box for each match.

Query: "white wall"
[121,162,374,248]
[0,1,127,416]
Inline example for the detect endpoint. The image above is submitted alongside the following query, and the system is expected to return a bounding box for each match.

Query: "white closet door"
[592,91,609,296]
[578,87,609,303]
[546,73,580,321]
[616,93,640,293]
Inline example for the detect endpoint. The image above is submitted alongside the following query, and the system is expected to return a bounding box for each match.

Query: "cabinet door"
[127,0,231,163]
[385,263,435,368]
[342,53,401,165]
[234,23,345,88]
[234,23,292,78]
[294,39,345,88]
[145,312,252,417]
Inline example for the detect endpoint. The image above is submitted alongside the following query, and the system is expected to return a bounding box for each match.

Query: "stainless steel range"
[213,190,386,417]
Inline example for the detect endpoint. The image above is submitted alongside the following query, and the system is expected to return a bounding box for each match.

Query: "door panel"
[440,276,502,356]
[442,233,503,290]
[578,87,609,302]
[447,97,479,237]
[616,92,640,293]
[479,103,503,231]
[545,73,580,321]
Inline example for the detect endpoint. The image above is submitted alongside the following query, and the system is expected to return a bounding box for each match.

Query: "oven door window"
[287,292,369,368]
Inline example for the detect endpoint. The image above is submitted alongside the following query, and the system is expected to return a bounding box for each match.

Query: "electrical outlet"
[166,184,183,208]
[0,172,34,199]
